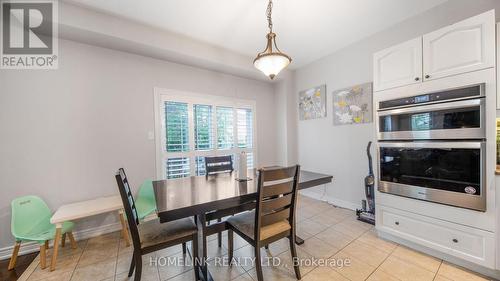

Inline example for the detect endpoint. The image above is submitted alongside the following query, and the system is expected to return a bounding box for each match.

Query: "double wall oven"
[377,84,486,211]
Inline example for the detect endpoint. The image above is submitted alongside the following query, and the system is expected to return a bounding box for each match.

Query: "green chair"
[9,195,75,270]
[135,180,157,221]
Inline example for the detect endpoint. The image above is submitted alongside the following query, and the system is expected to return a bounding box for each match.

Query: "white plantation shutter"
[216,107,234,150]
[155,90,257,180]
[237,108,253,148]
[165,102,189,152]
[194,104,213,150]
[166,157,190,179]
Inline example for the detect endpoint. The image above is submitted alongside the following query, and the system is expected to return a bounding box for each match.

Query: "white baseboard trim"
[300,190,361,211]
[0,222,122,261]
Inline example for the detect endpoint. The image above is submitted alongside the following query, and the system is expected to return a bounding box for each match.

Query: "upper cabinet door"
[423,10,495,81]
[373,38,423,92]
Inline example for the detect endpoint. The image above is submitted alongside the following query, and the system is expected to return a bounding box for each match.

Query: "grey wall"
[293,0,500,208]
[0,39,278,251]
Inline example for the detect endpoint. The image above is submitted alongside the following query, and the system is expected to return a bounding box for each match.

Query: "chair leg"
[217,218,222,248]
[254,244,263,281]
[192,234,200,281]
[7,241,21,270]
[128,252,136,277]
[289,236,301,280]
[227,230,233,265]
[182,242,187,255]
[67,232,77,249]
[44,240,49,250]
[133,255,142,281]
[40,244,47,269]
[61,233,67,248]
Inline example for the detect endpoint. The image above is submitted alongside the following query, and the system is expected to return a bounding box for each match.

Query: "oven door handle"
[378,141,484,149]
[378,98,483,117]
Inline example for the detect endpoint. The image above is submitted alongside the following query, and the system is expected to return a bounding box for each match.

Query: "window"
[155,89,256,179]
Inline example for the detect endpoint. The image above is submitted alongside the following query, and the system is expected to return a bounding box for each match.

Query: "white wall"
[294,0,500,209]
[0,39,278,252]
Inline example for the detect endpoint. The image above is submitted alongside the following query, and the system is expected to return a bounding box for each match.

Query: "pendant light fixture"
[253,0,291,80]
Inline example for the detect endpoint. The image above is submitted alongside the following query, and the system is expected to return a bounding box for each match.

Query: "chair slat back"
[115,168,141,249]
[205,155,233,177]
[255,165,300,240]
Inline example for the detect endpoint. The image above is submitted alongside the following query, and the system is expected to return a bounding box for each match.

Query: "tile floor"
[21,196,493,281]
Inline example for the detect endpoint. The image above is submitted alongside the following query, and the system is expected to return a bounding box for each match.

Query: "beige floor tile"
[117,239,133,256]
[231,272,254,281]
[298,236,339,259]
[314,227,355,249]
[157,252,194,280]
[115,270,160,281]
[434,275,453,281]
[328,222,368,239]
[71,259,117,281]
[27,270,73,281]
[28,254,80,281]
[378,256,435,281]
[332,252,376,281]
[309,213,344,227]
[77,247,119,267]
[247,263,298,281]
[356,230,397,253]
[392,246,441,273]
[165,270,196,281]
[297,219,329,236]
[341,240,389,267]
[276,248,317,276]
[222,233,249,251]
[437,262,490,281]
[366,268,401,281]
[302,266,350,281]
[296,207,317,222]
[155,244,184,258]
[266,238,291,256]
[227,244,268,271]
[206,259,247,280]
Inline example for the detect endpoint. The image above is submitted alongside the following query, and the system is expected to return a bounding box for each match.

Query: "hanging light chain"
[266,0,273,32]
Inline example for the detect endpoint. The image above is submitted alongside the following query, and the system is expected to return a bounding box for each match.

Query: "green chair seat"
[135,180,157,220]
[17,221,75,244]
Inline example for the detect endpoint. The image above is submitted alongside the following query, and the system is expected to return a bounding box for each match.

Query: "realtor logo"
[1,0,58,69]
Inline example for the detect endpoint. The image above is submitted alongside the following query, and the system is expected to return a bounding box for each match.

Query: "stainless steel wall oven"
[377,84,486,211]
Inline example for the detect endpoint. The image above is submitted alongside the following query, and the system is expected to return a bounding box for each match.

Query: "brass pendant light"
[253,0,291,80]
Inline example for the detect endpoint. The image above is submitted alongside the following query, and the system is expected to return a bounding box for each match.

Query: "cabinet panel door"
[423,10,495,81]
[373,38,422,92]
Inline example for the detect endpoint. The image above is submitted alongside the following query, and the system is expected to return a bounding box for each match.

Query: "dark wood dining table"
[153,169,332,281]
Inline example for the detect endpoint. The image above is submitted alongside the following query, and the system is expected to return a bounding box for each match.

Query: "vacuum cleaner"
[356,141,375,225]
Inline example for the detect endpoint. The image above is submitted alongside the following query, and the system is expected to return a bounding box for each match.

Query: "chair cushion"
[226,211,291,241]
[138,218,197,249]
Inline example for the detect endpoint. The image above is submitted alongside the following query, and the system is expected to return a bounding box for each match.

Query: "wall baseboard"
[299,190,361,211]
[0,222,122,261]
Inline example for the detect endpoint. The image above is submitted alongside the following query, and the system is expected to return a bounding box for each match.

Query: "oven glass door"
[378,99,484,140]
[378,142,485,211]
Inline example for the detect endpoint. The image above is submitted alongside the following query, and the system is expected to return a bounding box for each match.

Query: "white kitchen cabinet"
[377,205,496,269]
[423,10,495,81]
[373,10,495,93]
[373,38,423,92]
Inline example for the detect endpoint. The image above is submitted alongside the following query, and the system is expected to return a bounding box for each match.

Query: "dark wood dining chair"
[226,165,302,281]
[204,155,233,178]
[204,155,233,247]
[115,168,200,281]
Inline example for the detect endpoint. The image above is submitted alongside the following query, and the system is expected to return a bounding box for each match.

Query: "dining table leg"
[194,215,214,281]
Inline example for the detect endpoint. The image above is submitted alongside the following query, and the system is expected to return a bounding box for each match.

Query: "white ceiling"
[64,0,447,68]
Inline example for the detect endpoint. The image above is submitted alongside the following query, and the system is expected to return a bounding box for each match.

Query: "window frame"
[154,88,258,179]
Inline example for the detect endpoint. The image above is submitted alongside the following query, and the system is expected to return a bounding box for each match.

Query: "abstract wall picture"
[299,85,326,120]
[332,82,373,125]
